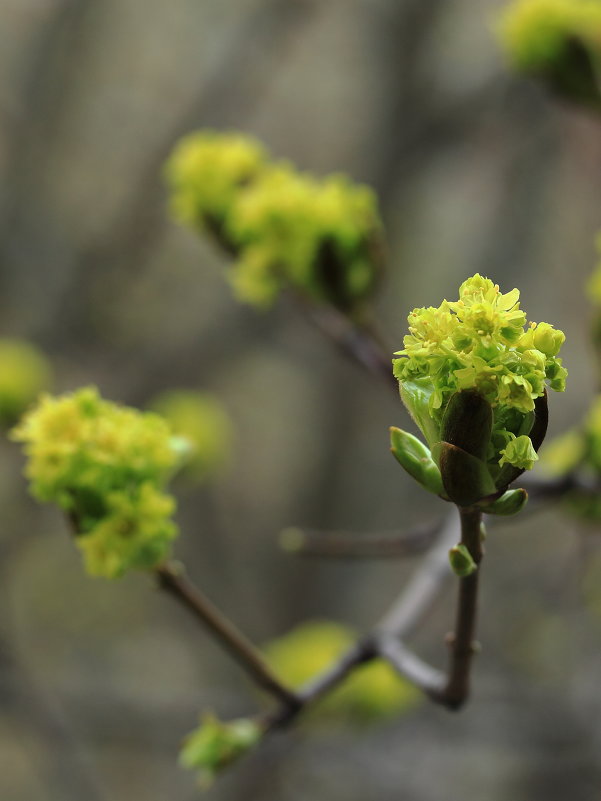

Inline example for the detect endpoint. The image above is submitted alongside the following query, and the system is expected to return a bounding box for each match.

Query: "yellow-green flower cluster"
[226,164,380,309]
[180,714,262,787]
[498,0,601,106]
[264,621,420,723]
[394,274,565,418]
[0,338,52,427]
[12,387,180,578]
[165,130,382,313]
[165,130,267,229]
[149,390,232,482]
[392,275,566,505]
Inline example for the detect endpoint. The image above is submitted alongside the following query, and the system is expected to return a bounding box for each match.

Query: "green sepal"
[449,544,477,578]
[433,441,497,507]
[440,389,492,462]
[389,427,445,496]
[398,378,441,449]
[479,488,528,516]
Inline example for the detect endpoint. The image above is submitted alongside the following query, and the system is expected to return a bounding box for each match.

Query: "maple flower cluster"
[498,0,601,111]
[12,387,180,578]
[394,274,566,472]
[499,0,601,72]
[165,130,382,313]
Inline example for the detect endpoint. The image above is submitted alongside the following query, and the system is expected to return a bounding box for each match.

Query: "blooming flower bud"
[393,274,566,505]
[499,434,539,470]
[497,0,601,108]
[11,387,180,578]
[164,130,267,229]
[165,130,383,314]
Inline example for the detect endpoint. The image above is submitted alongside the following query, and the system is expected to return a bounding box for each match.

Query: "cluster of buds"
[391,274,567,511]
[498,0,601,110]
[164,130,383,316]
[12,388,183,578]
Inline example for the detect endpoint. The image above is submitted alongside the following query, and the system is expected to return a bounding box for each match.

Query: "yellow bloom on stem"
[12,387,181,578]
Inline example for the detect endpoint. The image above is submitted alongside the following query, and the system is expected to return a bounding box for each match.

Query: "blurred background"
[2,0,601,798]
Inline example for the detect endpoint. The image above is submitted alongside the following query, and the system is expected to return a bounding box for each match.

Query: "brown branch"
[436,507,484,709]
[375,512,459,637]
[263,512,460,731]
[265,506,487,726]
[264,639,376,730]
[305,305,397,391]
[375,635,445,699]
[156,563,300,711]
[279,519,440,560]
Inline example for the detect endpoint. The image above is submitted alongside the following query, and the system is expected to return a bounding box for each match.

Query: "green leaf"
[449,544,477,577]
[398,378,441,449]
[480,488,528,516]
[433,441,497,507]
[440,389,492,462]
[389,427,444,496]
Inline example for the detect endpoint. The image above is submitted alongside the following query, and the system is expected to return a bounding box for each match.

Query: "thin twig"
[264,639,375,730]
[306,305,397,390]
[438,507,484,709]
[375,635,445,698]
[264,512,460,731]
[376,512,459,638]
[279,519,440,560]
[156,563,300,711]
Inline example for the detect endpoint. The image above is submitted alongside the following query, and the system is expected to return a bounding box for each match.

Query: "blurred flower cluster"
[165,130,383,314]
[12,387,181,578]
[498,0,601,108]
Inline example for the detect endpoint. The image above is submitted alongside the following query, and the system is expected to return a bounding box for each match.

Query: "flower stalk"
[440,507,484,709]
